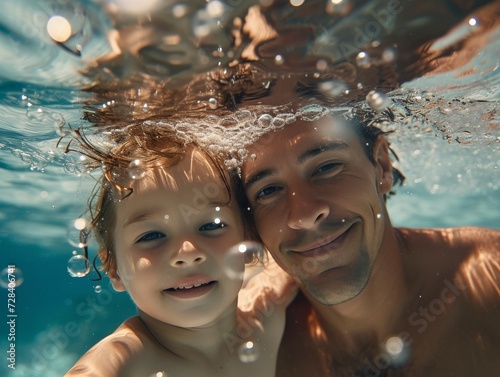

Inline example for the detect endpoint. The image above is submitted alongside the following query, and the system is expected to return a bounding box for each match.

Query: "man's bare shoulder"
[399,226,500,309]
[398,226,500,248]
[64,316,149,377]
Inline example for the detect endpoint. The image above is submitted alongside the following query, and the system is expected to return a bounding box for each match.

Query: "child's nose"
[170,241,206,267]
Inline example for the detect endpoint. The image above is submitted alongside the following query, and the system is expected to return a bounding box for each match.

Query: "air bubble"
[356,52,371,68]
[67,255,90,277]
[318,80,347,98]
[172,4,188,18]
[316,59,328,71]
[274,55,284,65]
[366,90,391,112]
[208,98,218,109]
[128,159,146,180]
[384,336,409,365]
[468,18,477,27]
[238,341,260,363]
[0,267,24,288]
[257,114,273,129]
[47,15,72,43]
[223,241,263,279]
[207,0,225,18]
[382,48,396,63]
[111,0,159,14]
[67,218,88,248]
[94,285,102,293]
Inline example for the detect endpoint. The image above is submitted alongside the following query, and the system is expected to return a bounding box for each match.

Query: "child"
[64,123,296,377]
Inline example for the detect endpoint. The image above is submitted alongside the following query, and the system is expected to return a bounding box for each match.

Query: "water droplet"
[47,15,72,43]
[128,159,146,180]
[356,51,371,68]
[238,341,260,363]
[67,255,90,277]
[366,90,391,112]
[0,267,24,288]
[94,285,102,294]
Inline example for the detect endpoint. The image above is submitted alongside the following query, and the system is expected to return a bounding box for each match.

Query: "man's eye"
[256,186,281,200]
[314,162,342,176]
[137,231,165,243]
[199,221,226,232]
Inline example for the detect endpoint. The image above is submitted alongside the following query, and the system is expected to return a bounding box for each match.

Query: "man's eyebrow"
[243,141,349,192]
[297,140,349,164]
[243,168,276,192]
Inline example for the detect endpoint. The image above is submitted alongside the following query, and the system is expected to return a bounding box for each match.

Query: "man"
[240,100,500,376]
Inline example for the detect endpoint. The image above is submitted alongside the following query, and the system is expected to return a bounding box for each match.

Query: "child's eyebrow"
[123,210,161,229]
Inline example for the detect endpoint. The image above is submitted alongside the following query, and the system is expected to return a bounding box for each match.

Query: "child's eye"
[137,231,165,243]
[199,221,226,232]
[256,185,282,201]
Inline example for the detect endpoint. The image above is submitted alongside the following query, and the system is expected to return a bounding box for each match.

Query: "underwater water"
[0,0,499,376]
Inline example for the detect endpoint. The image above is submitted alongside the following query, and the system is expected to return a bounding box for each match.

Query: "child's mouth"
[164,281,217,298]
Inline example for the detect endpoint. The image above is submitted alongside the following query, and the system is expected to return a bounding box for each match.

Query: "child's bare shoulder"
[64,316,149,377]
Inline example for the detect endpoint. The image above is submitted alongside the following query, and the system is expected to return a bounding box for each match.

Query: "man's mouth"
[289,221,357,256]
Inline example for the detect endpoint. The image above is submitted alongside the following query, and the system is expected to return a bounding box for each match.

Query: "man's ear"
[373,136,393,195]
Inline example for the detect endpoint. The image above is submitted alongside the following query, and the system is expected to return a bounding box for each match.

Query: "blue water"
[1,1,499,376]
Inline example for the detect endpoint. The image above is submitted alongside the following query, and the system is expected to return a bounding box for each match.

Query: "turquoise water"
[1,1,499,376]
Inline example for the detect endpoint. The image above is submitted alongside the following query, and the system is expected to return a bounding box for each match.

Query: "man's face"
[242,116,394,305]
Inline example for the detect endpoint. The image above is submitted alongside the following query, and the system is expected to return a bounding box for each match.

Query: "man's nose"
[170,241,207,267]
[286,187,330,230]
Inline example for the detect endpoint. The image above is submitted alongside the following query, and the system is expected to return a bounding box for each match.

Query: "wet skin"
[241,116,500,377]
[243,116,395,306]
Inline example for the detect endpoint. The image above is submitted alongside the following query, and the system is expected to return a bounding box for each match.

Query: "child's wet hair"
[66,122,262,277]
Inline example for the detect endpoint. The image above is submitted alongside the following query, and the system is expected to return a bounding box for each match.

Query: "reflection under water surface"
[0,1,499,376]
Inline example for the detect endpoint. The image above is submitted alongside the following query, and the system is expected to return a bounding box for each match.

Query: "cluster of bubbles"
[145,102,349,168]
[66,218,91,278]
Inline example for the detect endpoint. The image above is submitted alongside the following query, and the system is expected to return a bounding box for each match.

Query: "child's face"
[110,148,246,328]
